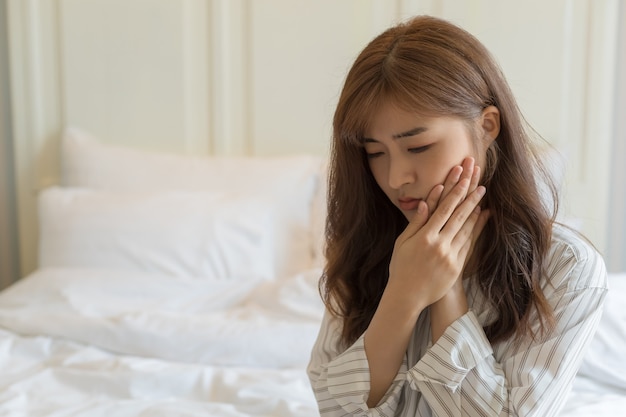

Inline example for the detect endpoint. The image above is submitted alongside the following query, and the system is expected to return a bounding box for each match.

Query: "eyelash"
[408,145,431,154]
[366,145,431,159]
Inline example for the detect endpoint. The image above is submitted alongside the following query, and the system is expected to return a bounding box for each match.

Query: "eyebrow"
[363,126,428,143]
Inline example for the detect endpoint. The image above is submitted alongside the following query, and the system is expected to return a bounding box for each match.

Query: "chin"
[401,209,416,221]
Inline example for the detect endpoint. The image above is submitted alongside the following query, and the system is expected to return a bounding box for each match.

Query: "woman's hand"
[427,158,491,341]
[364,158,490,408]
[425,157,482,218]
[386,158,488,310]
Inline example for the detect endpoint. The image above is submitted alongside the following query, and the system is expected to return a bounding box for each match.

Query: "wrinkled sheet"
[0,268,324,416]
[0,268,624,416]
[560,376,626,417]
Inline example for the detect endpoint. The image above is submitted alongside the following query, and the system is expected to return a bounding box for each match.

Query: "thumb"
[401,200,429,237]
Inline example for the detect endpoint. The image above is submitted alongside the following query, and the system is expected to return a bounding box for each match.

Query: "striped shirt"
[307,224,607,416]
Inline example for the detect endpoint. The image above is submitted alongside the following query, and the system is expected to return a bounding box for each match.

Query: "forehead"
[364,100,444,138]
[359,99,478,143]
[367,100,421,126]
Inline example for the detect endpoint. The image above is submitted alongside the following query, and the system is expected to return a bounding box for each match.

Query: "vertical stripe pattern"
[307,224,608,416]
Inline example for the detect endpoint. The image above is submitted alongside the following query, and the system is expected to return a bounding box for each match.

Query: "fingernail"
[477,186,486,196]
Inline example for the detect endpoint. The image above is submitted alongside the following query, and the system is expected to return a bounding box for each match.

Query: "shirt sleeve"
[408,238,608,417]
[307,308,408,416]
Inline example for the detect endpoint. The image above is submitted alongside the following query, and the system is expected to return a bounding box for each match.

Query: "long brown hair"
[322,15,557,347]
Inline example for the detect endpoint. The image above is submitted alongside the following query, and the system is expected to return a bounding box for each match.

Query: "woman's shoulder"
[544,223,608,292]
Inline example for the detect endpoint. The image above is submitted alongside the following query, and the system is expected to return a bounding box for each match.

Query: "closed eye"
[408,145,431,154]
[366,151,384,159]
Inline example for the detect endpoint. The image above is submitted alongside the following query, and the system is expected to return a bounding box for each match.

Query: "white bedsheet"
[0,268,324,416]
[560,376,626,417]
[0,268,324,369]
[0,328,317,416]
[0,268,624,416]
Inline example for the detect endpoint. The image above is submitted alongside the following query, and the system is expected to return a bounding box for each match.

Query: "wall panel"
[208,0,249,155]
[0,0,19,289]
[412,0,618,257]
[247,0,405,157]
[60,0,211,154]
[7,0,619,278]
[607,0,626,272]
[8,0,63,278]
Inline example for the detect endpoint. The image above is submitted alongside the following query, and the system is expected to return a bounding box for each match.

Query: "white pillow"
[38,187,277,280]
[60,127,325,277]
[61,128,318,192]
[310,160,328,267]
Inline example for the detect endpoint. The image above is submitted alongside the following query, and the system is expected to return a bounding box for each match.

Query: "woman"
[307,15,607,416]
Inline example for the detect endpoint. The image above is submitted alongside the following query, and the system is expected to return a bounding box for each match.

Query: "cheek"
[368,160,394,197]
[428,148,465,182]
[475,148,489,173]
[427,146,478,186]
[472,135,490,168]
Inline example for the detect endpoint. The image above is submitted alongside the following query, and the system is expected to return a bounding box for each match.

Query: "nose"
[388,154,416,190]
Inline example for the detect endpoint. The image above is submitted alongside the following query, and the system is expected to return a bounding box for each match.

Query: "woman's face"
[363,101,496,220]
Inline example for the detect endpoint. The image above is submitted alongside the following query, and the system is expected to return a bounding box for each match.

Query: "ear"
[480,106,500,144]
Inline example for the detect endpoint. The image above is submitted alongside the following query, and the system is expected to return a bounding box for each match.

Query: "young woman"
[307,15,607,416]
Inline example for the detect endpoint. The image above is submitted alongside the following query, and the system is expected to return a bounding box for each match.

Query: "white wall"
[608,2,626,272]
[0,0,20,289]
[6,0,621,278]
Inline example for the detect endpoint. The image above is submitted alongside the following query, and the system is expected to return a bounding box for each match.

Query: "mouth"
[397,197,422,211]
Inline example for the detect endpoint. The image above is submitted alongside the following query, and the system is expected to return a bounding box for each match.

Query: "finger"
[468,165,480,194]
[456,157,475,201]
[425,177,474,233]
[436,184,486,238]
[457,208,490,263]
[473,209,491,243]
[399,200,430,239]
[436,165,462,205]
[453,205,482,257]
[425,184,445,217]
[438,158,475,210]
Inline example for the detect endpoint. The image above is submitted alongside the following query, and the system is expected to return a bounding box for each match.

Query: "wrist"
[432,286,468,315]
[430,286,468,343]
[379,281,427,323]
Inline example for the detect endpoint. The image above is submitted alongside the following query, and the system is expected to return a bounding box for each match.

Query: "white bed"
[0,128,624,416]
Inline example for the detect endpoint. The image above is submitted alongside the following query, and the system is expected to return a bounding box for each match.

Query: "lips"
[398,198,421,211]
